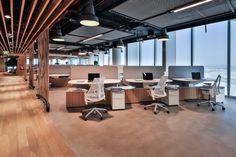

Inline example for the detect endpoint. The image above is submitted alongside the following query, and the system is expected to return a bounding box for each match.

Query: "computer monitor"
[143,72,153,80]
[192,72,201,80]
[88,73,100,82]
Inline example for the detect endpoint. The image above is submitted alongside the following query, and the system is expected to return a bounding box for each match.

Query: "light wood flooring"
[0,74,75,157]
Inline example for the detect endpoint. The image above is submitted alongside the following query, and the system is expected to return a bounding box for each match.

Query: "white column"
[112,48,122,65]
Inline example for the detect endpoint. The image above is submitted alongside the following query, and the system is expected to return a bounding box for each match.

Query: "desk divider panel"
[168,66,204,79]
[49,65,71,75]
[71,66,118,79]
[123,66,165,79]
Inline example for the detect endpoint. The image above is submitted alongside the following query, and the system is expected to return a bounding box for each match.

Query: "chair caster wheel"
[154,112,157,115]
[197,104,200,107]
[82,112,85,115]
[84,118,87,121]
[222,107,225,110]
[100,117,103,120]
[144,107,147,110]
[211,108,215,111]
[167,111,170,114]
[104,110,107,113]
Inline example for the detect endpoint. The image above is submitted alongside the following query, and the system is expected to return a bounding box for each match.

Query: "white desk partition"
[168,66,204,79]
[70,66,118,79]
[49,65,71,75]
[123,66,165,79]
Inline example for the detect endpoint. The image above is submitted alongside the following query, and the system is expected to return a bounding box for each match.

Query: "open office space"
[1,0,236,157]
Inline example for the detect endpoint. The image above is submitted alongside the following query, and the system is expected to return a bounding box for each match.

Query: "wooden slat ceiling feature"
[21,0,74,53]
[0,0,76,54]
[19,0,63,53]
[0,0,11,52]
[15,0,25,53]
[17,0,38,53]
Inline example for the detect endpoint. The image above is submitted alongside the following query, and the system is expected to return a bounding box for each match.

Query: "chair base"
[82,107,107,121]
[144,103,170,114]
[197,100,225,111]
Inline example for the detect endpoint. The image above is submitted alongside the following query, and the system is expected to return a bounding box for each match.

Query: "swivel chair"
[82,78,107,121]
[144,75,170,114]
[197,75,225,111]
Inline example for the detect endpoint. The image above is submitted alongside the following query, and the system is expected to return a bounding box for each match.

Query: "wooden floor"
[0,74,75,157]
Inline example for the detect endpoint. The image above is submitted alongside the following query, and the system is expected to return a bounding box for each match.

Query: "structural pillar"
[112,48,122,65]
[38,30,49,102]
[28,45,34,87]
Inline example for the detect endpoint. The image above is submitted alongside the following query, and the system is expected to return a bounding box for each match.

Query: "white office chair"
[144,75,170,114]
[197,75,225,111]
[82,78,107,121]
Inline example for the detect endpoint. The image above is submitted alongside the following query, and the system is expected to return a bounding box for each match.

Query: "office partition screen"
[193,21,228,94]
[231,20,236,96]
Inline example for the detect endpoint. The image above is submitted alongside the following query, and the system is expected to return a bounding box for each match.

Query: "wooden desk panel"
[66,90,111,108]
[66,88,153,108]
[179,87,201,100]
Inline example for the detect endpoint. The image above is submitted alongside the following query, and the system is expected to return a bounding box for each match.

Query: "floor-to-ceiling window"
[193,21,228,94]
[155,39,162,66]
[140,39,154,66]
[231,19,236,96]
[176,28,191,65]
[127,42,140,65]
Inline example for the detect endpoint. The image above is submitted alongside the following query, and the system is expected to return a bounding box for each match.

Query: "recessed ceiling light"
[4,15,11,19]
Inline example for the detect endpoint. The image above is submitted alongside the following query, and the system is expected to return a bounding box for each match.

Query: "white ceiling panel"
[112,0,195,20]
[69,26,112,37]
[66,45,81,50]
[145,0,232,28]
[49,44,65,48]
[63,35,84,42]
[99,30,133,40]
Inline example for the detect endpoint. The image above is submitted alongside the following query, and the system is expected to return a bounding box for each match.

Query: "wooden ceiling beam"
[19,0,50,54]
[0,31,8,51]
[10,0,14,52]
[15,0,25,53]
[17,0,38,53]
[22,0,75,53]
[0,0,11,52]
[19,0,63,53]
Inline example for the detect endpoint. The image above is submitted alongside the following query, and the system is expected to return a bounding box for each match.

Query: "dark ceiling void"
[48,0,236,52]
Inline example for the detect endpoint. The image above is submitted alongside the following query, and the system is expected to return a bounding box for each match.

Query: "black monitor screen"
[192,72,201,80]
[88,73,100,82]
[143,73,153,80]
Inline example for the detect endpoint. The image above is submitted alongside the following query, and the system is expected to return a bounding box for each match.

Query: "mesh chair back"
[210,75,221,97]
[151,75,167,99]
[86,78,105,103]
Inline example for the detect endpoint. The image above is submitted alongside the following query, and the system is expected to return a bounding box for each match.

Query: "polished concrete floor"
[49,87,236,157]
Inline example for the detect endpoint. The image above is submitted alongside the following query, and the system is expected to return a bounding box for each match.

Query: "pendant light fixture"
[116,39,124,48]
[80,0,99,26]
[158,28,169,41]
[52,25,64,42]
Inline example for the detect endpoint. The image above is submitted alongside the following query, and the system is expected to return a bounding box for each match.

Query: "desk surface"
[172,78,213,82]
[125,78,172,83]
[68,79,121,85]
[49,74,70,78]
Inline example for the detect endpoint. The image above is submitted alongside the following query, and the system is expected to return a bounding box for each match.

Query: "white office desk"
[68,79,121,85]
[125,78,172,83]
